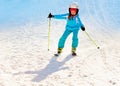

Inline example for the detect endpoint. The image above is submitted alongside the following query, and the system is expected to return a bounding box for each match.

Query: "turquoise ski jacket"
[54,13,84,30]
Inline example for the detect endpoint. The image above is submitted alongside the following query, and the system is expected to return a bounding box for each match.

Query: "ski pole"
[48,18,51,51]
[84,31,100,49]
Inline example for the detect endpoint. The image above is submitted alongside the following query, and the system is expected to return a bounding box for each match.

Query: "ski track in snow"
[0,1,120,86]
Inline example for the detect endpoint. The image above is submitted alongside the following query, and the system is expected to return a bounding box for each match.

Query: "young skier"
[48,2,85,56]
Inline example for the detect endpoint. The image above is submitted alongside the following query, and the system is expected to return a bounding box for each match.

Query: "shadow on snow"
[24,54,73,82]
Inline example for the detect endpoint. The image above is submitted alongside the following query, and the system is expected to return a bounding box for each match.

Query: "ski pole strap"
[85,31,100,49]
[48,18,51,51]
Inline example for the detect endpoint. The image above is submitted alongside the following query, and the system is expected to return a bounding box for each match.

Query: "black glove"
[48,13,54,18]
[81,26,85,31]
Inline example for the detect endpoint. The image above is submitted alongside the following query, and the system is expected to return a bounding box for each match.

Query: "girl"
[48,2,85,56]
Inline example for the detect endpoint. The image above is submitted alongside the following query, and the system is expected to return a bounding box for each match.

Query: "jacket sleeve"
[54,13,69,20]
[77,14,84,28]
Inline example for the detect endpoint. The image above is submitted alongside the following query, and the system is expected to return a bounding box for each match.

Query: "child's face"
[71,10,77,16]
[70,8,77,16]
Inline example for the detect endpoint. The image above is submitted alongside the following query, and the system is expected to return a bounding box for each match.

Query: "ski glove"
[81,26,85,31]
[48,13,54,18]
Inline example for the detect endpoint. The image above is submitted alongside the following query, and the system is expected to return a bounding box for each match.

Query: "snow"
[0,0,120,86]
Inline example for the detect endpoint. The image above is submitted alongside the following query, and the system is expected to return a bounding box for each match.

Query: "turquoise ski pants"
[58,29,79,48]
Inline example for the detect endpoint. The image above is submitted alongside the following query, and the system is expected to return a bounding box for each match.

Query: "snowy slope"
[0,0,120,86]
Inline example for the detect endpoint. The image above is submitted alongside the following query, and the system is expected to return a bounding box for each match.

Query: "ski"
[54,52,77,57]
[54,53,60,57]
[72,52,77,56]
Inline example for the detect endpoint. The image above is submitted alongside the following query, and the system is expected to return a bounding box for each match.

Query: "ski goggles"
[69,8,78,12]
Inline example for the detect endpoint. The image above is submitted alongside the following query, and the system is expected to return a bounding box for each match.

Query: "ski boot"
[54,48,62,56]
[72,48,77,56]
